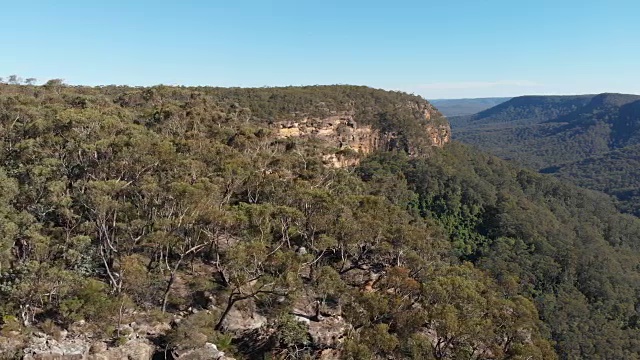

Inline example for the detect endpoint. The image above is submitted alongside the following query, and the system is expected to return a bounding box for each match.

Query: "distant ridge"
[450,92,640,215]
[460,95,593,127]
[430,97,510,117]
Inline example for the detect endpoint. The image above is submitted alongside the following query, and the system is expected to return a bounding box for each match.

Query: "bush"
[59,279,118,327]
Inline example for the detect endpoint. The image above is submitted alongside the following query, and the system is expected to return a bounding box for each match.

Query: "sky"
[1,0,639,99]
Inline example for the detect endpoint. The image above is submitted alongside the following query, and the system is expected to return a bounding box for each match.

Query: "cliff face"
[409,101,452,147]
[274,103,451,167]
[275,113,379,154]
[427,123,452,147]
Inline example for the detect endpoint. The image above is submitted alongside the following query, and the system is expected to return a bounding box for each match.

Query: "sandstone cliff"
[272,101,451,167]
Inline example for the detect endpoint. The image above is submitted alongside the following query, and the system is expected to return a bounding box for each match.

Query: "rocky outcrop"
[0,334,24,359]
[218,306,267,332]
[23,337,89,360]
[173,343,234,360]
[307,316,350,348]
[22,336,153,360]
[274,104,451,167]
[426,122,451,147]
[275,113,381,153]
[87,339,154,360]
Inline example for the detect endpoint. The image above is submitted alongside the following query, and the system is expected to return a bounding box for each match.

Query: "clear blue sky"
[1,0,638,98]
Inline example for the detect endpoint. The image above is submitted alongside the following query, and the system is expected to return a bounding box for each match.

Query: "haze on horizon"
[1,0,638,99]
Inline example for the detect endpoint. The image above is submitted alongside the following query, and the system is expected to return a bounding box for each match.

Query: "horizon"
[2,0,639,98]
[3,79,639,101]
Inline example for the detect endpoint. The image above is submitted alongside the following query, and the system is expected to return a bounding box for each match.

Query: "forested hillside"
[361,146,640,359]
[450,93,640,215]
[0,83,639,359]
[455,95,592,127]
[542,144,640,215]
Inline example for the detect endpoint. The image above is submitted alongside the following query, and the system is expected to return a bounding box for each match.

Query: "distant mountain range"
[429,97,511,117]
[447,93,640,215]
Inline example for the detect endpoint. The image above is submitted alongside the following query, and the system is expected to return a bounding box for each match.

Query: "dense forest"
[541,144,640,215]
[0,82,639,359]
[450,93,640,216]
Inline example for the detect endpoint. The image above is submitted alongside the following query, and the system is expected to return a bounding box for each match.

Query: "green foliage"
[359,324,399,356]
[40,319,63,340]
[0,82,630,359]
[59,279,118,326]
[272,314,310,349]
[544,144,640,216]
[167,311,222,349]
[0,315,23,335]
[359,143,640,359]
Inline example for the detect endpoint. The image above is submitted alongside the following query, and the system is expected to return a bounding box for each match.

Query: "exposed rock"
[274,108,450,168]
[293,315,312,325]
[67,321,92,338]
[319,348,341,359]
[87,339,154,360]
[427,123,452,147]
[116,324,135,338]
[22,337,154,360]
[293,289,342,319]
[308,316,350,348]
[321,153,361,168]
[88,342,108,355]
[0,334,26,359]
[23,338,89,360]
[278,127,302,137]
[219,307,267,332]
[131,321,172,338]
[173,342,234,360]
[295,246,307,255]
[275,113,381,156]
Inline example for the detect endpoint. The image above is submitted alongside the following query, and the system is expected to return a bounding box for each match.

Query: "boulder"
[174,342,234,360]
[293,315,311,325]
[319,349,341,359]
[23,338,90,360]
[219,307,266,332]
[22,336,154,360]
[87,339,154,360]
[308,316,350,348]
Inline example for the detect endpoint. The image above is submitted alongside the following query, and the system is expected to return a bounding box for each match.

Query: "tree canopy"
[0,82,637,359]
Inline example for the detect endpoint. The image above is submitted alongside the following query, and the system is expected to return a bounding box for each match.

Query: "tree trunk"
[161,273,176,313]
[214,293,239,331]
[161,255,185,313]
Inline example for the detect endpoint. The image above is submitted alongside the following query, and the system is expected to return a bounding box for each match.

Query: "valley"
[450,93,640,216]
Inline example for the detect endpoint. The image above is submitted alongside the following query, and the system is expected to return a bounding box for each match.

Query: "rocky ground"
[1,294,351,360]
